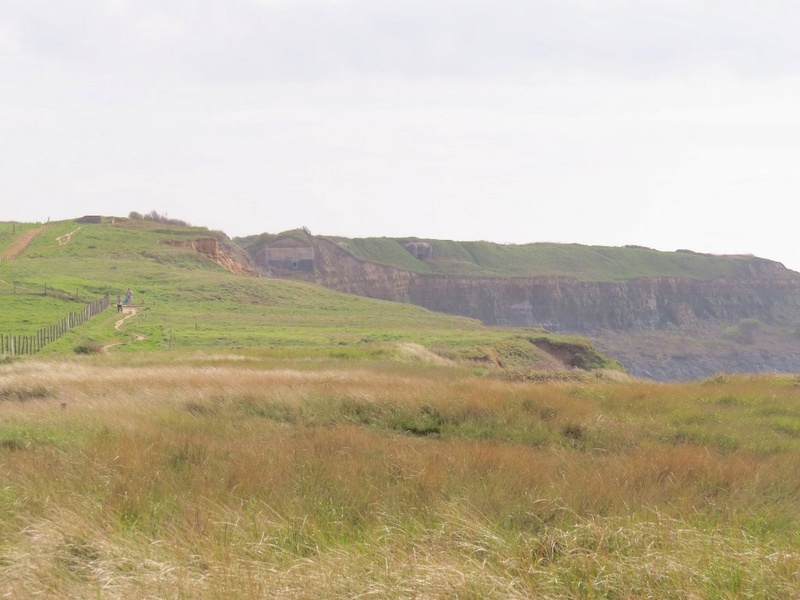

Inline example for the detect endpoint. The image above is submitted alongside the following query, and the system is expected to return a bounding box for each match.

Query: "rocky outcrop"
[403,275,800,332]
[287,236,800,380]
[310,238,416,301]
[162,238,259,276]
[305,237,800,334]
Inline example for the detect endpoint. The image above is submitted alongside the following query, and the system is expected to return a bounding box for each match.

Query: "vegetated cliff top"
[238,232,796,282]
[0,217,491,340]
[1,217,628,377]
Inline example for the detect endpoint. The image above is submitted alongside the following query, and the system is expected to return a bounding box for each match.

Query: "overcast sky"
[2,0,800,271]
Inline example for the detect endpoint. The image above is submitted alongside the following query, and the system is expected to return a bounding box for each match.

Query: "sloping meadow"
[1,358,799,598]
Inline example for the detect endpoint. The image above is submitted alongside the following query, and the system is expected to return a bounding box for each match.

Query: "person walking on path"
[116,295,123,313]
[125,288,133,305]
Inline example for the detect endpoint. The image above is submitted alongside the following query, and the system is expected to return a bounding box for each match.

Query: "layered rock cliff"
[257,236,800,380]
[162,237,259,276]
[304,237,800,333]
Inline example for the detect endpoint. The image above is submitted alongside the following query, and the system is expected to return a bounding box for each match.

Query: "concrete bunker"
[403,242,432,261]
[261,236,315,272]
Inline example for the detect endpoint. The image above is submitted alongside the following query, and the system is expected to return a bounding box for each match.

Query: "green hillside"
[316,236,783,281]
[0,219,618,372]
[5,220,800,598]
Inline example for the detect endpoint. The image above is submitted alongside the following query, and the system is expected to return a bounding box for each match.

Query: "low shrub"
[0,384,51,401]
[74,342,103,355]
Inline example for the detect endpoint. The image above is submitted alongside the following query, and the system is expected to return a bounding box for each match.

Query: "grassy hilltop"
[2,218,800,598]
[249,234,787,280]
[0,218,616,369]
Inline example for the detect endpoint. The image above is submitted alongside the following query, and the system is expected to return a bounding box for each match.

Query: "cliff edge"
[242,233,800,380]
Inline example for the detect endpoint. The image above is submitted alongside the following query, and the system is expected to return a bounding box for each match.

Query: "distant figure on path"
[125,288,133,305]
[116,295,123,313]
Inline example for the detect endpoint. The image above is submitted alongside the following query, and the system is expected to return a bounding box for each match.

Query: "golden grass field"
[2,354,800,598]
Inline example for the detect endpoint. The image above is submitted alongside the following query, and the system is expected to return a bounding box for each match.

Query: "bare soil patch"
[0,226,46,260]
[102,307,146,352]
[56,227,81,246]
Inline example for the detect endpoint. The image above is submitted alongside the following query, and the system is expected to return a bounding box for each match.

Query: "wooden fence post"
[1,291,114,355]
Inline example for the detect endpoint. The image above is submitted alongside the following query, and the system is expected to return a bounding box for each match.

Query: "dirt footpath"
[102,307,146,352]
[0,226,46,260]
[56,228,81,246]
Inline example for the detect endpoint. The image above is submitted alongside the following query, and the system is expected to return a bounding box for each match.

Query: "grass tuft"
[0,384,51,401]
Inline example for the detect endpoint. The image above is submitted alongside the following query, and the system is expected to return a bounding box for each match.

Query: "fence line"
[0,293,110,356]
[0,282,84,303]
[0,226,47,263]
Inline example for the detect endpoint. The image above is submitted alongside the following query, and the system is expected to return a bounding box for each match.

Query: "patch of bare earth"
[56,227,81,246]
[101,307,145,352]
[0,226,46,259]
[397,343,455,366]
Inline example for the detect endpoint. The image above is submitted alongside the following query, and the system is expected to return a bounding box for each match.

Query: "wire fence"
[0,282,92,303]
[1,224,113,356]
[0,226,47,263]
[0,293,110,356]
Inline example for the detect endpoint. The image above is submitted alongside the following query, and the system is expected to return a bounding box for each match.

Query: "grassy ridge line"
[0,220,618,372]
[315,235,781,281]
[1,220,479,346]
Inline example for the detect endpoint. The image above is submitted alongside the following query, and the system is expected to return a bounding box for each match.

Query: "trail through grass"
[0,225,46,260]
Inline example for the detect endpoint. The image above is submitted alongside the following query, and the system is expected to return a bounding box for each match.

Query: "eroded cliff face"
[310,239,415,301]
[162,238,259,276]
[405,275,800,332]
[302,237,800,379]
[309,237,800,333]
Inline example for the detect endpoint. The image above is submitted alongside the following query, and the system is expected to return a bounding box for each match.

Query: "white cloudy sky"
[2,0,800,270]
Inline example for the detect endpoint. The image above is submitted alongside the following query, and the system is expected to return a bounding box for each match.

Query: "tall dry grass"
[1,359,800,597]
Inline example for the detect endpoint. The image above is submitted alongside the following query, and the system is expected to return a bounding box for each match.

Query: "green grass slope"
[311,236,789,281]
[0,219,621,373]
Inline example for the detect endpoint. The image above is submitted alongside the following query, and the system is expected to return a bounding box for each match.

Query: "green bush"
[724,319,761,344]
[74,342,103,355]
